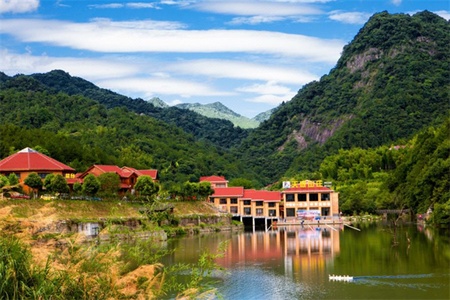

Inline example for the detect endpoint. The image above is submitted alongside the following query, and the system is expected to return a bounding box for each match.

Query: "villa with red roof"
[0,147,76,193]
[78,165,158,194]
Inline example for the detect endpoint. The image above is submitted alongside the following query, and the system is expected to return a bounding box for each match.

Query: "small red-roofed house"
[0,147,76,194]
[78,165,158,194]
[200,175,228,188]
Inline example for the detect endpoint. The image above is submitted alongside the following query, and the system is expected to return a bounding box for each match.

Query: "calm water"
[161,223,450,299]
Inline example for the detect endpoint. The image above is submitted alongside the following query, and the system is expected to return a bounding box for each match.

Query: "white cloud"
[0,19,344,62]
[126,2,159,9]
[0,0,39,13]
[0,49,139,80]
[89,18,186,30]
[97,77,233,99]
[228,16,284,25]
[237,81,293,95]
[391,0,402,6]
[89,2,159,9]
[329,11,371,24]
[169,59,318,85]
[190,1,323,16]
[434,10,450,21]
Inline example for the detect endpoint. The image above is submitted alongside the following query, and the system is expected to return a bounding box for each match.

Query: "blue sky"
[1,1,448,118]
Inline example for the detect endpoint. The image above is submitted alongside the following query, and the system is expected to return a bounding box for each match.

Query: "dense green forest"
[235,11,449,183]
[0,77,259,188]
[19,70,250,149]
[0,11,449,226]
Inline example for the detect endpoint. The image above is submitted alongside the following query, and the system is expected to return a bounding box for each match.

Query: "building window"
[256,201,263,206]
[230,206,238,214]
[244,207,251,215]
[220,198,227,204]
[256,208,263,216]
[286,208,295,217]
[321,207,330,216]
[38,173,49,179]
[286,194,295,202]
[243,200,251,205]
[321,193,330,201]
[269,209,276,216]
[310,193,318,201]
[230,198,238,204]
[268,202,276,207]
[298,194,307,201]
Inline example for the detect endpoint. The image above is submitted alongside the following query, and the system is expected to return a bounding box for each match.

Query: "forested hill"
[234,11,450,184]
[2,70,249,149]
[0,75,258,187]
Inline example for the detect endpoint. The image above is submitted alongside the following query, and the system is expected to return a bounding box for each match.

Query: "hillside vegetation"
[235,11,449,184]
[0,11,448,226]
[0,76,258,187]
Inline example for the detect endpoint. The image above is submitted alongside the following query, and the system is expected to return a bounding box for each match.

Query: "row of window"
[230,206,277,216]
[218,198,277,207]
[285,193,330,202]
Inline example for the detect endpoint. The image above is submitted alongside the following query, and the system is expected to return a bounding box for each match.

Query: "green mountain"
[252,108,277,124]
[235,11,450,184]
[148,97,169,108]
[0,75,257,187]
[16,70,249,149]
[0,11,448,190]
[176,102,260,129]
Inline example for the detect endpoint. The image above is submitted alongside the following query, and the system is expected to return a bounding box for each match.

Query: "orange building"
[199,175,228,188]
[281,180,339,221]
[78,165,158,194]
[0,147,76,194]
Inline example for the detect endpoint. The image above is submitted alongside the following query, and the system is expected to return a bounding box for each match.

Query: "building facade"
[281,180,339,221]
[0,147,76,193]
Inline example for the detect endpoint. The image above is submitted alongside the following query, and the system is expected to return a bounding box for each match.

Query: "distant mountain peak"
[175,102,262,129]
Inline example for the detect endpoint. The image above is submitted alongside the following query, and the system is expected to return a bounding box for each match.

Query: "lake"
[161,222,449,299]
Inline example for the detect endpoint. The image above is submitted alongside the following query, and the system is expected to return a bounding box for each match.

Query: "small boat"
[329,274,354,282]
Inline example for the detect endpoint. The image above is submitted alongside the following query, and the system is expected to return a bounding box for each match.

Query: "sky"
[0,1,449,118]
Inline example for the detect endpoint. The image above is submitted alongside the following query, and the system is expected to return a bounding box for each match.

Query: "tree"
[82,174,100,196]
[73,182,82,194]
[229,178,253,189]
[51,174,69,194]
[43,174,56,193]
[0,175,9,188]
[134,176,160,201]
[98,172,120,196]
[7,173,18,186]
[198,182,214,200]
[24,172,43,198]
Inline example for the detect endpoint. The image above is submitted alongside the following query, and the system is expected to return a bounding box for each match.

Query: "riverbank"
[0,198,242,299]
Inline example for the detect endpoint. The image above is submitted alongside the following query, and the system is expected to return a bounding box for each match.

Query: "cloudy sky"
[1,0,448,117]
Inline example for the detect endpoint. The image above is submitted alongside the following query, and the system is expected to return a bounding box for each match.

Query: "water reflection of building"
[216,227,341,273]
[283,226,341,279]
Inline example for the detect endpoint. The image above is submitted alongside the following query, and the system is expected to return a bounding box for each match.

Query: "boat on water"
[329,274,354,282]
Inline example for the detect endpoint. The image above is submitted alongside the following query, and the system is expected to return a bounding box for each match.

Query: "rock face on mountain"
[236,11,450,183]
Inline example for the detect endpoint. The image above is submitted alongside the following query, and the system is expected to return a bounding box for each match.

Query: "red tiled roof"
[0,147,75,172]
[123,167,158,180]
[200,175,228,183]
[283,186,332,193]
[243,189,281,202]
[212,187,244,197]
[79,165,158,180]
